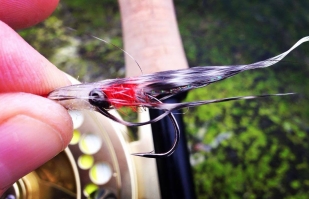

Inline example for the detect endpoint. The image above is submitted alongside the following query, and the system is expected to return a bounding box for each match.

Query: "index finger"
[0,0,59,30]
[0,21,70,95]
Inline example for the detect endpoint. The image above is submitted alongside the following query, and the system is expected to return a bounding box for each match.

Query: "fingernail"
[0,115,64,189]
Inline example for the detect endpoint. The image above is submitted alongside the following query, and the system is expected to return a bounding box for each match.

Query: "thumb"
[0,93,73,194]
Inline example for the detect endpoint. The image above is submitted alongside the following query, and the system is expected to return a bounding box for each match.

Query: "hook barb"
[95,103,180,158]
[131,112,180,158]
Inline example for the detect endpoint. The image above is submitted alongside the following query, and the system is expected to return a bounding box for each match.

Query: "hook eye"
[89,88,111,109]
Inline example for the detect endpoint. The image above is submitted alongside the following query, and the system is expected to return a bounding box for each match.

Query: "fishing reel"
[1,77,160,199]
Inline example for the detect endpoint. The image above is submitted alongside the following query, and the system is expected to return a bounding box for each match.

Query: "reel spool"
[2,77,160,199]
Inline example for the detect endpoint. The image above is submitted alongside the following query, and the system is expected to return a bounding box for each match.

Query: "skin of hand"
[0,0,73,195]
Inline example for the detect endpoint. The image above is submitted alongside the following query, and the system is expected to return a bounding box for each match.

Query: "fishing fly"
[48,36,309,158]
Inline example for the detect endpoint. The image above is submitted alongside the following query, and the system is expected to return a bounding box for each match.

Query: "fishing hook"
[94,96,180,158]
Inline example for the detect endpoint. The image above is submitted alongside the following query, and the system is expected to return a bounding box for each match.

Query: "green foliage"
[178,1,309,198]
[19,0,124,81]
[18,0,309,198]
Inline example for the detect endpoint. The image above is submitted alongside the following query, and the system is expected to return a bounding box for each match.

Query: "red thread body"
[102,84,138,109]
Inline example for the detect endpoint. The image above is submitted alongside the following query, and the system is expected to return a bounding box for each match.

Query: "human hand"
[0,0,73,195]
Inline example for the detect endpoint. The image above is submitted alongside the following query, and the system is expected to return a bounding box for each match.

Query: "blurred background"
[19,1,309,198]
